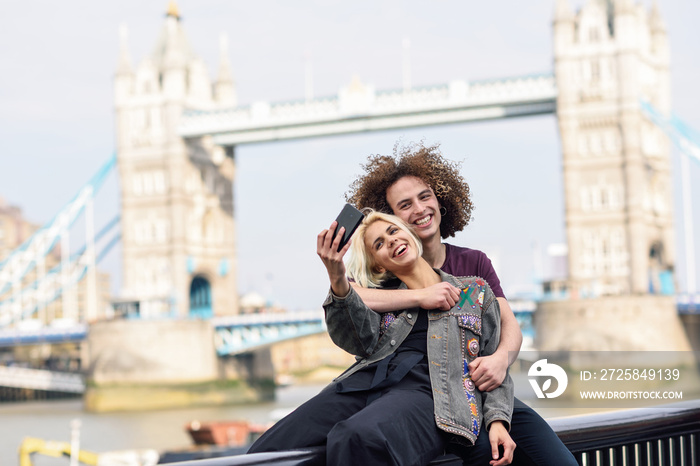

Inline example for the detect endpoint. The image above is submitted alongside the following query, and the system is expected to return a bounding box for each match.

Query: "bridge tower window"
[189,276,213,319]
[589,27,600,42]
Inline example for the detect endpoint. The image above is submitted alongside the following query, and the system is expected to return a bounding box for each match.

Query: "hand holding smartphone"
[331,203,365,252]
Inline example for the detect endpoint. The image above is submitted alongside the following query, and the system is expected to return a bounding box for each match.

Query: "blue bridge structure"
[0,311,327,357]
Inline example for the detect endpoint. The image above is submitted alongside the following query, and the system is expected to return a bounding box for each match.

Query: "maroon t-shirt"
[440,243,506,299]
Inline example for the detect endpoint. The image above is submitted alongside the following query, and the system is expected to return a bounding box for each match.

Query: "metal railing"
[549,400,699,466]
[0,365,85,393]
[158,400,700,465]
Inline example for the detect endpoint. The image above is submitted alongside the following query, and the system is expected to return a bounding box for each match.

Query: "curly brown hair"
[346,142,473,238]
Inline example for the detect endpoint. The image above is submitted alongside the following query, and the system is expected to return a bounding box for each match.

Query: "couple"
[248,143,577,465]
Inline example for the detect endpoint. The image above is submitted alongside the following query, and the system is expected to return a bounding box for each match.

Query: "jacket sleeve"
[322,287,381,358]
[479,288,514,430]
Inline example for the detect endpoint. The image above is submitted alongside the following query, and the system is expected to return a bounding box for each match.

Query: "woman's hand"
[488,421,516,465]
[317,221,352,297]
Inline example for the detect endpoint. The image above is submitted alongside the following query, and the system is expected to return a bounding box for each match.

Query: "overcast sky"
[0,0,698,311]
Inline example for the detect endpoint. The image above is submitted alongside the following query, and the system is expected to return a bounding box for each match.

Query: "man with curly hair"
[346,142,577,465]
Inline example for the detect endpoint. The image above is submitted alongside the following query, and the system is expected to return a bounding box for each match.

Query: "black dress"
[248,310,454,466]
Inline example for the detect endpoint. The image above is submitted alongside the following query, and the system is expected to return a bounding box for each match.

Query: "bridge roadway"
[211,310,326,355]
[1,295,698,350]
[0,312,326,395]
[179,74,557,145]
[0,311,327,355]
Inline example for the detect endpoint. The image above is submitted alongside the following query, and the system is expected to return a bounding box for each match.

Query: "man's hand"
[416,282,461,310]
[488,421,515,466]
[468,350,509,392]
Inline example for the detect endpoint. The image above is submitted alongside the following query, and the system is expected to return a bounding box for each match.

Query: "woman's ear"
[374,265,386,274]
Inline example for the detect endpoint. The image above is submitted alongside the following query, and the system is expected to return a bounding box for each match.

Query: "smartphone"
[331,203,365,252]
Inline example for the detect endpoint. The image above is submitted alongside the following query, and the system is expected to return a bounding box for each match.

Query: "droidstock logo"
[528,359,568,399]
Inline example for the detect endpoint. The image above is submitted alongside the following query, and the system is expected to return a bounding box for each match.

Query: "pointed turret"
[151,1,192,67]
[553,0,575,57]
[613,0,634,14]
[114,24,134,107]
[554,0,574,22]
[214,33,237,106]
[153,2,191,98]
[188,57,213,103]
[166,0,180,20]
[610,0,637,50]
[162,14,186,70]
[649,0,666,33]
[116,24,133,76]
[649,0,670,112]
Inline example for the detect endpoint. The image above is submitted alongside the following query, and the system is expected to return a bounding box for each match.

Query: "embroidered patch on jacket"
[461,360,480,437]
[474,278,487,305]
[457,280,487,310]
[379,312,397,336]
[456,289,469,310]
[467,338,479,358]
[458,314,482,335]
[472,417,480,435]
[470,403,478,417]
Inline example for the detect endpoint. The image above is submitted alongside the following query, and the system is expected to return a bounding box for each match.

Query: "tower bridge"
[178,74,557,144]
[1,0,700,405]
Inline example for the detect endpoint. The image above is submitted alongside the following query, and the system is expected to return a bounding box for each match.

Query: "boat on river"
[185,420,270,447]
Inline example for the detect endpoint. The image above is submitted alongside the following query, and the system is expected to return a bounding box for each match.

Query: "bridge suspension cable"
[0,156,118,328]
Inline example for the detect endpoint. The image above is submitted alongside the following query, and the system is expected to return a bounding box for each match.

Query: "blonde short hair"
[347,210,423,288]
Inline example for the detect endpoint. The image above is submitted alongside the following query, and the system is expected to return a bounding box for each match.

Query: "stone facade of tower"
[553,0,675,297]
[537,0,692,352]
[114,9,238,317]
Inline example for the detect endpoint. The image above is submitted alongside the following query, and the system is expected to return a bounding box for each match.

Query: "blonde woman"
[248,211,515,466]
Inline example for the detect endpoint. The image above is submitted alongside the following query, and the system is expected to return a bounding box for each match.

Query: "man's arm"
[496,297,523,366]
[351,281,461,313]
[477,290,515,460]
[469,297,522,392]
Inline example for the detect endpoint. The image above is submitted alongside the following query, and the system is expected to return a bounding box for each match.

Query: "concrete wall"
[218,347,276,384]
[82,319,359,411]
[85,319,218,385]
[535,295,692,352]
[680,314,700,353]
[270,332,356,376]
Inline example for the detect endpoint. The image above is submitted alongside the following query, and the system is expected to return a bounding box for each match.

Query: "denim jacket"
[322,270,514,445]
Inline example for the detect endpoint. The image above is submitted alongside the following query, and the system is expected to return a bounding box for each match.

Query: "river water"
[4,379,694,465]
[0,383,327,465]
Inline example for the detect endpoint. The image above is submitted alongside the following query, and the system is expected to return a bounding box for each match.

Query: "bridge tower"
[537,0,692,351]
[553,0,674,297]
[114,3,238,317]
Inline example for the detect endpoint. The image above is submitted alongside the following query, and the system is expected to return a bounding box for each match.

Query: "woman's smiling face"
[364,219,419,274]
